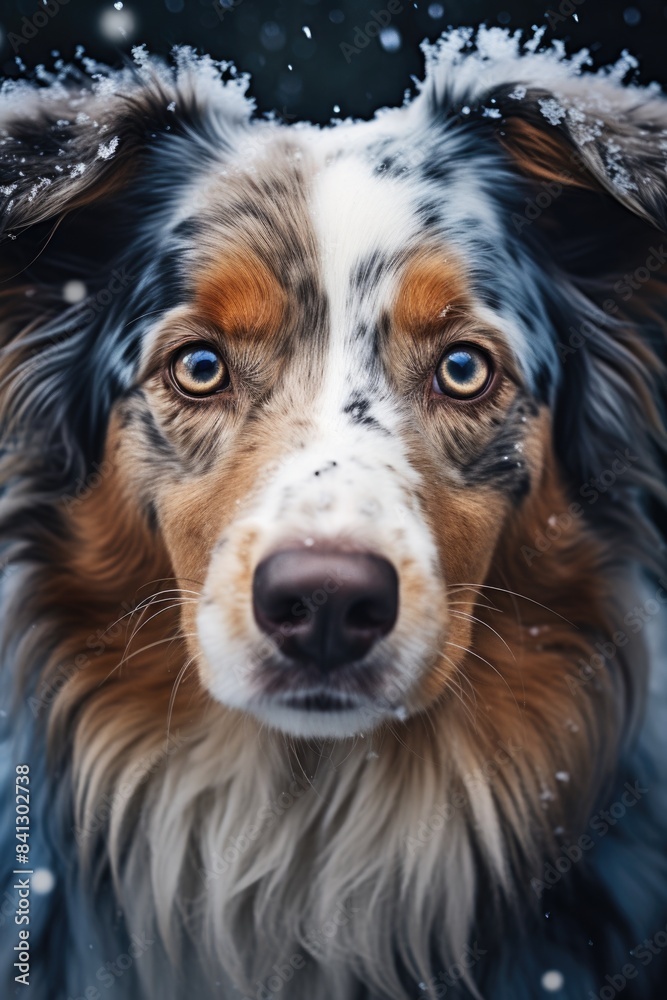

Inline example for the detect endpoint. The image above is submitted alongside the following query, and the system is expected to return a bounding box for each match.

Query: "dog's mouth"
[278,691,362,713]
[248,685,400,738]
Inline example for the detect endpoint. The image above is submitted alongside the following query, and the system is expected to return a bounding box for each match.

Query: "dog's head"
[1,38,665,751]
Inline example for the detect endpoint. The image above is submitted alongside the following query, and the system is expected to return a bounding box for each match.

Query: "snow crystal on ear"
[97,136,119,161]
[538,98,567,126]
[604,139,638,194]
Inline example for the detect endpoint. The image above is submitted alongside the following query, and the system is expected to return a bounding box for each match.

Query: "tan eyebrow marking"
[394,251,469,336]
[195,250,288,339]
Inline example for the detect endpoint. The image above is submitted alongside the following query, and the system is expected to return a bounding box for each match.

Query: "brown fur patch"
[37,419,209,825]
[195,251,288,341]
[499,117,595,190]
[456,445,621,832]
[393,250,470,338]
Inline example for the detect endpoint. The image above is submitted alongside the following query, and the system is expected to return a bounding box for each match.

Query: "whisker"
[450,583,575,626]
[99,632,196,686]
[439,652,478,729]
[138,576,205,593]
[103,595,198,638]
[125,600,195,651]
[442,640,523,719]
[448,608,516,660]
[166,655,197,742]
[387,723,427,761]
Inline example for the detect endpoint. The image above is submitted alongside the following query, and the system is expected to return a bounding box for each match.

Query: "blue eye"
[171,344,229,396]
[434,344,492,399]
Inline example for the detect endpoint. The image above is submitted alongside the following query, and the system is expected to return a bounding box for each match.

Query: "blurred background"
[0,0,665,123]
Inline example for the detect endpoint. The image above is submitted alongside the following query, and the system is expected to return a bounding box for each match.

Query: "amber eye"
[170,344,229,397]
[433,344,492,399]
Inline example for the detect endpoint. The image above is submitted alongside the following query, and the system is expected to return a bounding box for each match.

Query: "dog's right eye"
[170,344,230,397]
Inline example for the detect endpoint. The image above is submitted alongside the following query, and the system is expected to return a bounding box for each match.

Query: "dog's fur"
[1,29,667,1000]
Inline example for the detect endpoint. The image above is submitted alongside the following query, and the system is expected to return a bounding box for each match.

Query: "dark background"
[0,0,665,123]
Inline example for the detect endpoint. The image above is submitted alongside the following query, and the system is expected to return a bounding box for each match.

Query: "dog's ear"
[495,82,667,230]
[478,75,667,541]
[0,56,251,477]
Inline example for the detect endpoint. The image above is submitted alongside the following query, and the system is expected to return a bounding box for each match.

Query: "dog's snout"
[252,549,398,670]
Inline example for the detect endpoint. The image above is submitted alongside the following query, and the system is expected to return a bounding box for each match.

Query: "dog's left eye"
[433,344,492,399]
[170,344,229,397]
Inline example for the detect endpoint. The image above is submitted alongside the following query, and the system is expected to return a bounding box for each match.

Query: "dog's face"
[1,44,664,755]
[108,133,548,738]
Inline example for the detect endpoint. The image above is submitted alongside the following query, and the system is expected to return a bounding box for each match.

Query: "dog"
[1,27,666,1000]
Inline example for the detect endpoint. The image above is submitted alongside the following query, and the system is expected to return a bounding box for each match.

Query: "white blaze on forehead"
[309,154,418,426]
[311,154,418,324]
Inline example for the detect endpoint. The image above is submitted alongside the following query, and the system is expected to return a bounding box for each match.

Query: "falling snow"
[31,869,56,895]
[541,970,565,992]
[379,27,402,53]
[62,280,87,303]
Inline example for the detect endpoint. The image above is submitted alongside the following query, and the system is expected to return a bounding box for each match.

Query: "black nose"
[252,549,398,670]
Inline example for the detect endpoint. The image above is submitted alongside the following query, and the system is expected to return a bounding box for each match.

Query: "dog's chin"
[206,679,402,737]
[246,695,398,739]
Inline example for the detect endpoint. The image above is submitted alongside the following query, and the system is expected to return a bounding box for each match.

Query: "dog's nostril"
[252,549,398,671]
[346,597,391,631]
